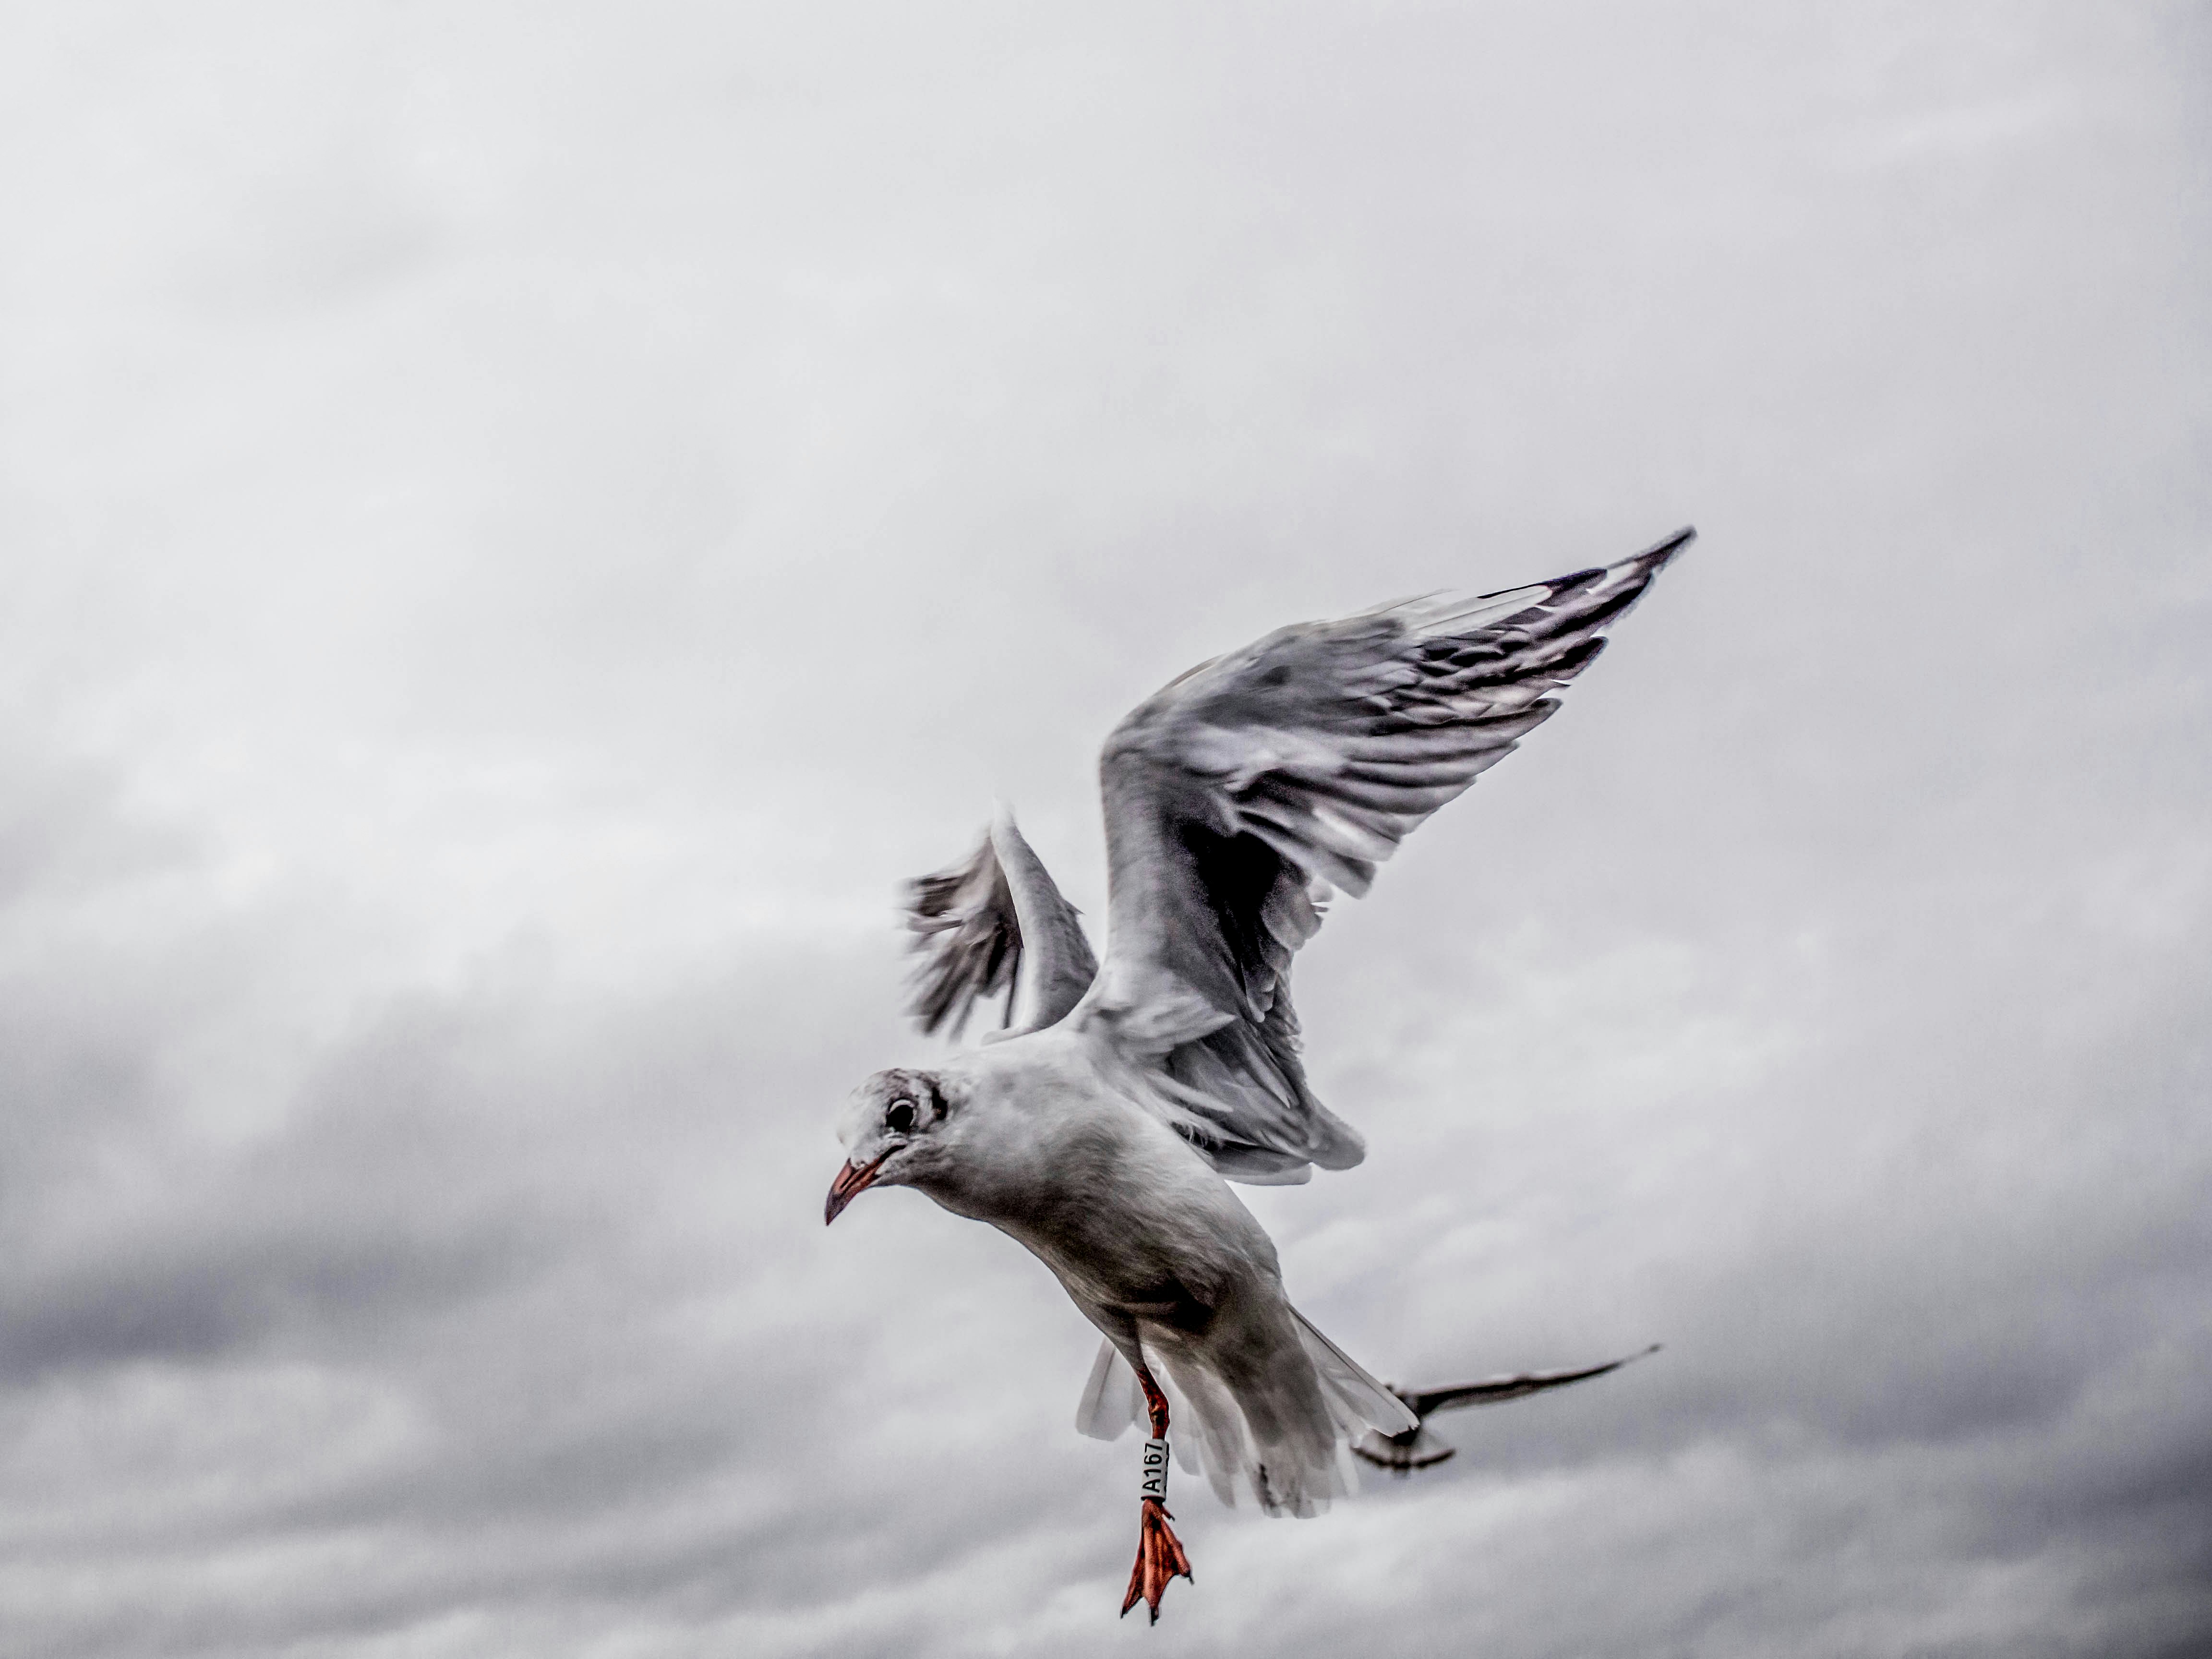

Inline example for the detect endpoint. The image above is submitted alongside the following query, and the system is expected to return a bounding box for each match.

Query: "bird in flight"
[1351,1345,1663,1474]
[826,529,1691,1622]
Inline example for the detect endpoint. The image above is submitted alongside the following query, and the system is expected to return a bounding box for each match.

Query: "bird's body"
[869,1030,1263,1322]
[840,1031,1374,1520]
[826,529,1692,1619]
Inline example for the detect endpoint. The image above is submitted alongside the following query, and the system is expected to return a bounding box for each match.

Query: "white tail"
[1292,1310,1418,1435]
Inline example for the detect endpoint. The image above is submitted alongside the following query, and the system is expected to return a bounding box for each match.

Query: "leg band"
[1140,1437,1169,1503]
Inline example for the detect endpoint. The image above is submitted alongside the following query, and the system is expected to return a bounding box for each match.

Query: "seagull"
[826,528,1690,1622]
[1351,1345,1663,1474]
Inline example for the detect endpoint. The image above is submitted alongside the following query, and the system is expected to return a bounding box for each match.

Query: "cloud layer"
[1,3,2207,1654]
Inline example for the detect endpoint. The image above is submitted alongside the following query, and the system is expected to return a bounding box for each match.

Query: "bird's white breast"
[917,1030,1278,1315]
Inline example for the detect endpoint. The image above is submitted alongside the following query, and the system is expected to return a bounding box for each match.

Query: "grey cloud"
[0,1,2207,1656]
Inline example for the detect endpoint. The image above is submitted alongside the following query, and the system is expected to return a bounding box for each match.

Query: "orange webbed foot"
[1119,1497,1193,1624]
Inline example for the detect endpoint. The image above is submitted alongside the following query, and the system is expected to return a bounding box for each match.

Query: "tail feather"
[1070,1314,1415,1518]
[1293,1309,1419,1435]
[1158,1345,1348,1515]
[1071,1340,1208,1476]
[1074,1338,1143,1441]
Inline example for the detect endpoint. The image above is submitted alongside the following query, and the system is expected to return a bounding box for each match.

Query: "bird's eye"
[885,1098,918,1134]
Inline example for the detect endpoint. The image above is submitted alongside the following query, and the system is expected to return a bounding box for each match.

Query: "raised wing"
[1075,529,1691,1181]
[904,806,1099,1039]
[1401,1344,1660,1420]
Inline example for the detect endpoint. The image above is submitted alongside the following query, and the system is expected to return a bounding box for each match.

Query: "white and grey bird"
[825,529,1691,1621]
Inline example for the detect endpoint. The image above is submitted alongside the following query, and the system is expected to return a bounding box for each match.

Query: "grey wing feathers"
[1079,528,1691,1180]
[904,808,1099,1039]
[1402,1344,1660,1419]
[905,835,1017,1037]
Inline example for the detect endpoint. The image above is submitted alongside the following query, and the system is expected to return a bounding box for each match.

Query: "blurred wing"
[1351,1427,1457,1473]
[905,806,1099,1039]
[1076,529,1691,1179]
[1403,1344,1660,1419]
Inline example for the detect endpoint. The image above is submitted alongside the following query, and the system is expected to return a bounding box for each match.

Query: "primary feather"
[906,808,1099,1039]
[1070,528,1693,1181]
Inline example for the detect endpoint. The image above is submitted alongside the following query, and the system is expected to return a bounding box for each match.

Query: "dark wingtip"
[1640,526,1695,566]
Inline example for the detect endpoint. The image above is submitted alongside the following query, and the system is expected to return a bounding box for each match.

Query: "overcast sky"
[2,4,2208,1656]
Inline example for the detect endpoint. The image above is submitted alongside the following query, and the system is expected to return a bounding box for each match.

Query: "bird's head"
[825,1067,958,1224]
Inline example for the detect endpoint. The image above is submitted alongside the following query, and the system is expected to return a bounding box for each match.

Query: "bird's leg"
[1120,1362,1194,1623]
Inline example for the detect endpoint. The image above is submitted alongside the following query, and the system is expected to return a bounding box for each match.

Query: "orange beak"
[824,1150,890,1225]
